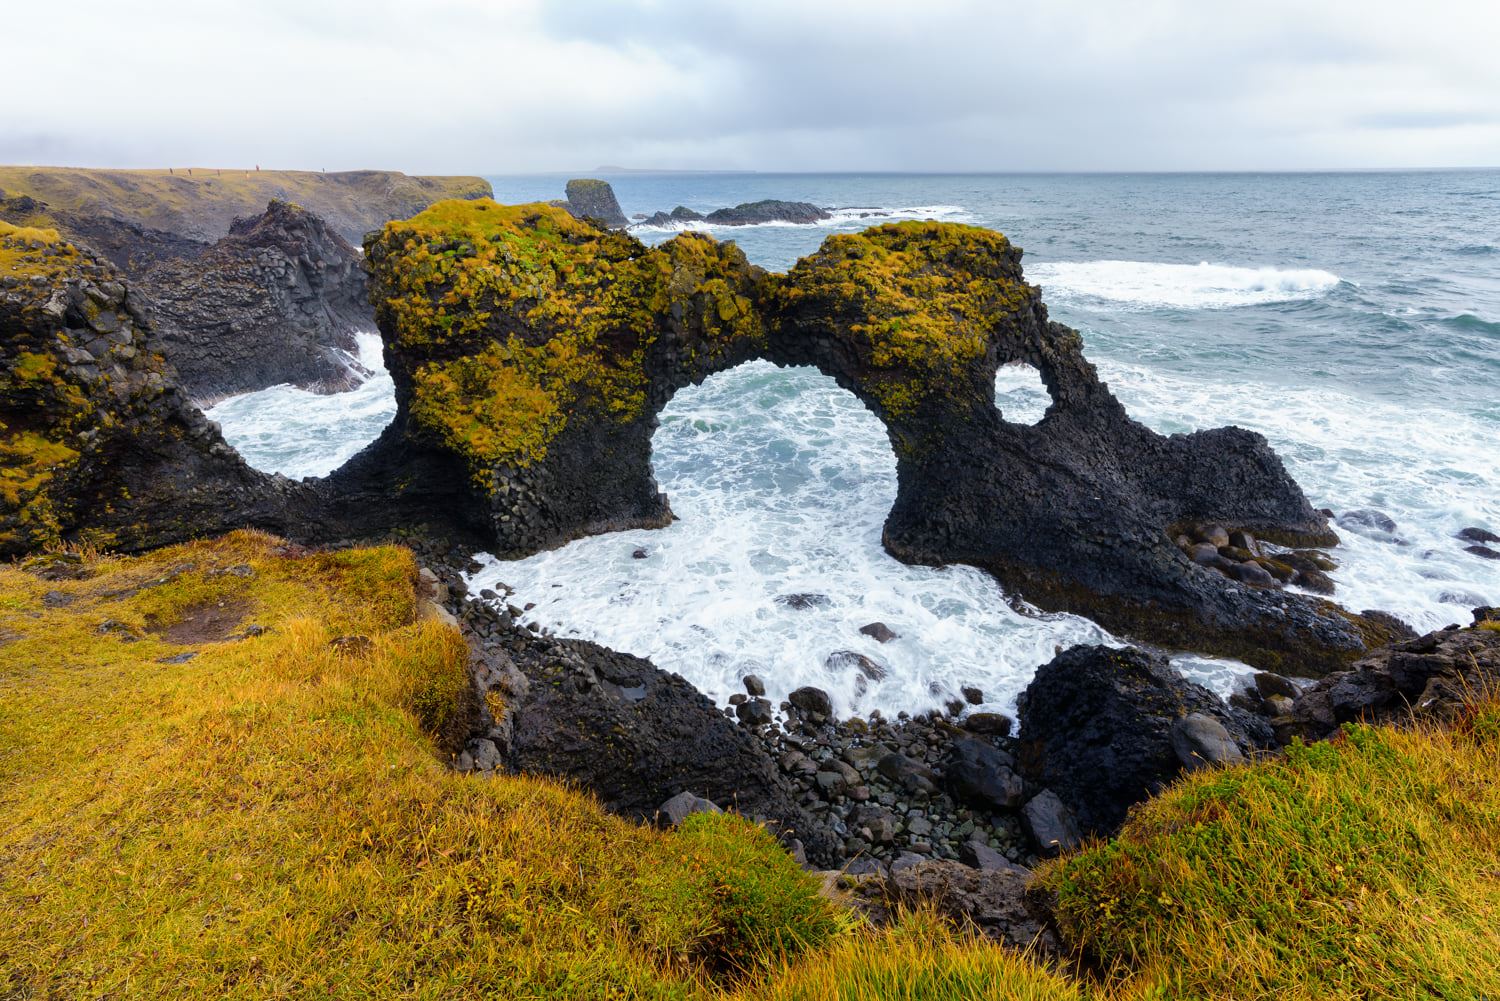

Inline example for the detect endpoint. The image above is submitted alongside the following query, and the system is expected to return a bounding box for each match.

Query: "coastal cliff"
[139,200,371,400]
[0,165,492,247]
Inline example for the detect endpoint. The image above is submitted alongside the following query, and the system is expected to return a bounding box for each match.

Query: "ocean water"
[211,171,1500,717]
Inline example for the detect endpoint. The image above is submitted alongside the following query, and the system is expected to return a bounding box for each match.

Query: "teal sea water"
[212,171,1500,716]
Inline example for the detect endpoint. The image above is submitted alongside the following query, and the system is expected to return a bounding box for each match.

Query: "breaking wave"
[1027,260,1341,309]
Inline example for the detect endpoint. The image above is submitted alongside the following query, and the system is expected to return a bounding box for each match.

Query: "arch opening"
[468,360,1113,719]
[993,361,1053,426]
[205,332,398,480]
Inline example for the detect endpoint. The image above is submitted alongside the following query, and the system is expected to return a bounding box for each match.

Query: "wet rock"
[1458,526,1500,544]
[827,650,887,681]
[1338,509,1398,534]
[1021,790,1082,856]
[658,791,722,826]
[1254,671,1299,701]
[1359,609,1417,643]
[1017,645,1269,836]
[1464,544,1500,560]
[789,686,833,717]
[961,685,984,705]
[859,621,899,643]
[777,593,829,610]
[743,674,766,697]
[1170,714,1244,771]
[963,712,1013,737]
[944,738,1026,811]
[737,697,774,727]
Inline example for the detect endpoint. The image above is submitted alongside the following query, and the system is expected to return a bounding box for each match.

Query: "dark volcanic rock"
[0,226,310,557]
[1016,645,1269,836]
[1,189,207,273]
[563,178,628,229]
[469,616,840,866]
[1279,614,1500,743]
[1458,526,1500,544]
[139,199,371,400]
[638,206,706,228]
[704,200,830,226]
[944,737,1025,811]
[360,204,1393,672]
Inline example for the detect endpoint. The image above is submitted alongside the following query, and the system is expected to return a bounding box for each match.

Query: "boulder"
[859,621,899,643]
[1016,645,1269,836]
[788,686,834,717]
[657,791,722,826]
[943,737,1026,811]
[1021,790,1082,856]
[1170,713,1244,771]
[489,625,840,866]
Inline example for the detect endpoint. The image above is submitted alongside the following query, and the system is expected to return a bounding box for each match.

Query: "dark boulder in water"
[1458,526,1500,544]
[704,199,830,225]
[562,178,628,230]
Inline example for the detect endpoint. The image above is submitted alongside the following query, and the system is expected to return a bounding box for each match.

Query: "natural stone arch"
[345,200,1393,672]
[2,205,1402,674]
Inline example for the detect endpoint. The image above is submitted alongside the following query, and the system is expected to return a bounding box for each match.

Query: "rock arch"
[1,204,1399,673]
[343,200,1390,671]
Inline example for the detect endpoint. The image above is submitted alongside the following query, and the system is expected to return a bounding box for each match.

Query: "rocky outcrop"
[638,199,831,228]
[138,200,371,400]
[1,190,206,274]
[0,166,492,246]
[562,178,628,229]
[1275,611,1500,743]
[1015,645,1272,837]
[355,200,1398,671]
[0,222,308,557]
[452,585,842,867]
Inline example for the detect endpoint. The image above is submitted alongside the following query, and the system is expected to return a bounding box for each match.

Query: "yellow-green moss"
[778,221,1033,419]
[372,200,665,479]
[0,219,75,279]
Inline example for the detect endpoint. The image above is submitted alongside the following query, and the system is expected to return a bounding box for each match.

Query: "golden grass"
[0,531,856,999]
[4,529,1495,999]
[1042,703,1500,999]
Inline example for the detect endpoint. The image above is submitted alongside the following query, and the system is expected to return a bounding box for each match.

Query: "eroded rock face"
[138,200,371,400]
[0,223,306,557]
[358,200,1398,670]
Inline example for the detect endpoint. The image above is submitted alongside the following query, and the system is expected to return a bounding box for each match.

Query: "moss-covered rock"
[0,223,305,556]
[355,201,1389,671]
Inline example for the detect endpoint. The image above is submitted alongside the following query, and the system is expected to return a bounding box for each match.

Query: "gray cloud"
[3,0,1497,172]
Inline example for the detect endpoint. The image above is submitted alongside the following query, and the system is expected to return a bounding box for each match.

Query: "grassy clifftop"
[3,532,1497,998]
[0,165,492,245]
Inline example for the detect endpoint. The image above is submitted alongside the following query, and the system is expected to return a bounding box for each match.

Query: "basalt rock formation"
[638,199,832,228]
[138,200,371,400]
[562,178,629,229]
[354,198,1397,672]
[0,222,305,557]
[2,197,1400,671]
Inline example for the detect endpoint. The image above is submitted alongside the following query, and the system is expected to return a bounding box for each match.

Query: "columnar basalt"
[358,200,1397,671]
[0,222,306,556]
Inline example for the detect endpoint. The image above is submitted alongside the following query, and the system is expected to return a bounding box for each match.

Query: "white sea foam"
[629,204,971,234]
[1027,260,1341,309]
[206,332,396,480]
[1097,359,1500,632]
[467,361,1259,718]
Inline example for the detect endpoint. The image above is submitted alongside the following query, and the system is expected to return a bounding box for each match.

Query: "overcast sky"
[8,0,1500,173]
